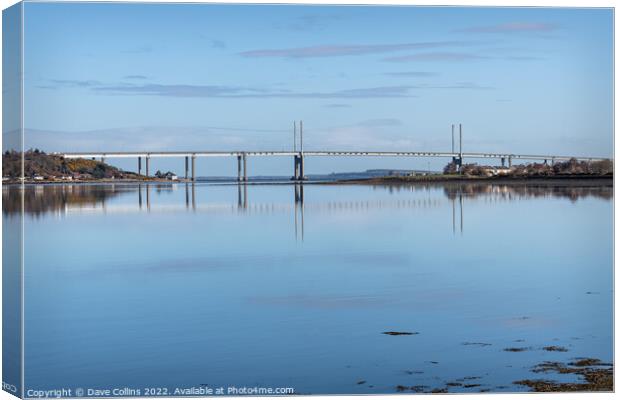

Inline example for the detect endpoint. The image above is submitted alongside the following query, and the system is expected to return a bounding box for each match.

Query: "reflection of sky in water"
[7,183,613,394]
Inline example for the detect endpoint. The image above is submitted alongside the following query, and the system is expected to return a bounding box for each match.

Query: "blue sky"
[17,2,614,175]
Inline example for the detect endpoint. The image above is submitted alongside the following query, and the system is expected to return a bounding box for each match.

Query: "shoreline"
[3,174,613,187]
[328,174,613,186]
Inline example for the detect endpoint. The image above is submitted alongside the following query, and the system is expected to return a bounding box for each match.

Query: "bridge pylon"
[291,120,307,181]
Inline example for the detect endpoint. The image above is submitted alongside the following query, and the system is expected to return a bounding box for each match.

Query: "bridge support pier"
[185,156,189,180]
[237,155,242,182]
[508,156,512,168]
[292,156,299,180]
[138,157,142,176]
[191,155,196,182]
[145,156,150,178]
[299,154,305,180]
[242,153,248,182]
[453,156,462,172]
[293,154,306,181]
[293,155,306,180]
[501,157,506,167]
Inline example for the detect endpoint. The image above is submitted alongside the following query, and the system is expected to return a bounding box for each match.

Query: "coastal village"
[2,150,179,183]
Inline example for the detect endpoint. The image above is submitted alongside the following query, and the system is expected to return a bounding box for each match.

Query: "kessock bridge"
[59,123,611,182]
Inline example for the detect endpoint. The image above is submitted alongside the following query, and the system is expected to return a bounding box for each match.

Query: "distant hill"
[2,149,138,180]
[195,169,436,182]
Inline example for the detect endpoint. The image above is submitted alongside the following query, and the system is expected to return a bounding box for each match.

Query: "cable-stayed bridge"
[59,150,610,182]
[58,123,611,181]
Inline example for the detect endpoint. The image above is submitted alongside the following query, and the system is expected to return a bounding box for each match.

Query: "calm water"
[3,182,613,395]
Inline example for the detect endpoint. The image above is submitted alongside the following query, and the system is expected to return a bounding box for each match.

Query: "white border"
[0,2,616,400]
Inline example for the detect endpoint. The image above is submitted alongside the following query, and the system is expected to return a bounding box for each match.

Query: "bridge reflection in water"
[3,182,612,239]
[135,183,310,239]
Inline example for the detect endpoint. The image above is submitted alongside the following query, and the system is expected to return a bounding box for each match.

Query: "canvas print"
[2,1,614,397]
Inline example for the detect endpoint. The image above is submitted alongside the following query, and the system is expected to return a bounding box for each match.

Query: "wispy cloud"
[505,55,544,61]
[93,84,269,97]
[385,71,438,77]
[384,52,487,62]
[410,82,493,90]
[41,78,490,98]
[24,123,416,153]
[456,22,558,34]
[23,126,289,152]
[38,79,102,89]
[93,83,417,99]
[308,86,414,99]
[239,41,471,58]
[123,75,148,80]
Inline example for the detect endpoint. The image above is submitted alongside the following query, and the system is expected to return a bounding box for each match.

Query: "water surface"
[3,181,613,395]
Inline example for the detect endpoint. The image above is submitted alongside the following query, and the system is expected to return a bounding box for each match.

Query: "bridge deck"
[58,151,609,162]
